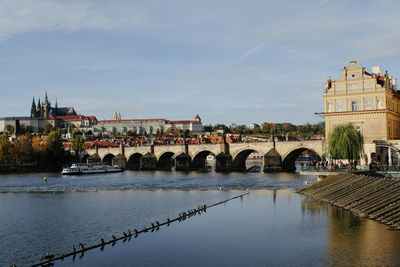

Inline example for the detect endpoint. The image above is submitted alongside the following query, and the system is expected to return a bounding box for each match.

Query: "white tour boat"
[62,163,123,175]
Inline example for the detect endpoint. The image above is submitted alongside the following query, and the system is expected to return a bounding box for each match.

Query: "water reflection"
[326,205,400,267]
[2,173,400,266]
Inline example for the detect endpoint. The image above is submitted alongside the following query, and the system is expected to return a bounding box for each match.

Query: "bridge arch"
[232,149,262,172]
[156,152,175,171]
[281,147,322,171]
[192,150,215,170]
[126,153,143,170]
[102,153,115,165]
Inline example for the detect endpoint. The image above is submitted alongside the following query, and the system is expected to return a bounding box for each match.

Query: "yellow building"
[323,61,400,164]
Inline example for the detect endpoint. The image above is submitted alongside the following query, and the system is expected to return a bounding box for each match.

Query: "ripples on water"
[2,171,400,266]
[0,170,314,193]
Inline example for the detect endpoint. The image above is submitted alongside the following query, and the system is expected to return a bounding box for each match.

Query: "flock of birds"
[22,205,208,267]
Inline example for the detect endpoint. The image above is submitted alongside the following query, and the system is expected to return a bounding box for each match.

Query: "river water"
[1,171,400,266]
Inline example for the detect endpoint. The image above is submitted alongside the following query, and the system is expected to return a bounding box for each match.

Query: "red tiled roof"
[85,116,97,121]
[166,120,200,124]
[56,115,84,121]
[98,119,166,123]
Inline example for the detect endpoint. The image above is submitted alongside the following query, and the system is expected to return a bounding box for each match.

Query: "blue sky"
[1,0,400,125]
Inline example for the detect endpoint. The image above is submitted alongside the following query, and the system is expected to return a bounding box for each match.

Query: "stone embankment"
[297,173,400,229]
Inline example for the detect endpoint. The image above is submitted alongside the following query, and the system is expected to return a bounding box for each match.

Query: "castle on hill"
[30,92,77,119]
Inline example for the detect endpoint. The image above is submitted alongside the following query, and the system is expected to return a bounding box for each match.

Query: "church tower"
[37,98,42,118]
[42,92,51,119]
[31,98,37,118]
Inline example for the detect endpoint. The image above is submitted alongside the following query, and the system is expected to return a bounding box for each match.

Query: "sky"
[1,0,400,126]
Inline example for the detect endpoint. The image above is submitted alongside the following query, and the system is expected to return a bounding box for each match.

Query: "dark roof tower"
[31,97,36,118]
[37,98,41,111]
[43,91,50,105]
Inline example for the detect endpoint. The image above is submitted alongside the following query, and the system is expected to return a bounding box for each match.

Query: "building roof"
[98,119,166,123]
[166,120,200,124]
[85,116,97,121]
[56,115,85,121]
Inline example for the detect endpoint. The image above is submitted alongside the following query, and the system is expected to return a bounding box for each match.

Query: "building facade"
[323,61,400,164]
[93,115,204,135]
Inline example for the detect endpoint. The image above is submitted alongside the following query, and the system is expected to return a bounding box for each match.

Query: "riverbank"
[298,173,400,229]
[0,165,61,174]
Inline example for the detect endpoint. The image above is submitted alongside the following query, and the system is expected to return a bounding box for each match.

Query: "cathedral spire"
[44,91,49,104]
[31,97,36,118]
[37,98,42,118]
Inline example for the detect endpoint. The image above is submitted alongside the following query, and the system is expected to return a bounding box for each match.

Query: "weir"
[28,193,250,267]
[297,174,400,230]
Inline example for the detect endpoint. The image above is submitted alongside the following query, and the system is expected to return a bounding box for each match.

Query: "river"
[1,171,400,266]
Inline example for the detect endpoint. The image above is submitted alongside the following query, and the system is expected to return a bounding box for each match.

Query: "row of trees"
[203,122,325,139]
[0,130,67,170]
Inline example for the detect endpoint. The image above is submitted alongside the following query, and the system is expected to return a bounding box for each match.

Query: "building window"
[356,125,361,132]
[327,102,333,112]
[364,97,373,110]
[377,97,383,109]
[336,100,345,112]
[351,101,358,111]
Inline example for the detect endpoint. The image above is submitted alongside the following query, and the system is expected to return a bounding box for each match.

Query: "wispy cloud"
[0,0,147,40]
[236,44,265,64]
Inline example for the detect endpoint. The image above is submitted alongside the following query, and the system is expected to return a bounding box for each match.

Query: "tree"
[5,125,15,134]
[329,123,363,162]
[11,134,33,165]
[0,133,12,165]
[43,123,54,133]
[213,124,229,133]
[46,130,64,166]
[25,126,33,133]
[183,129,190,138]
[72,135,85,153]
[32,135,45,153]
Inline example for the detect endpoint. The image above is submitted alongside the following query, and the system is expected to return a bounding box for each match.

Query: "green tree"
[43,123,54,133]
[183,129,190,138]
[72,135,85,153]
[5,124,15,134]
[46,130,64,165]
[25,126,33,133]
[329,123,363,161]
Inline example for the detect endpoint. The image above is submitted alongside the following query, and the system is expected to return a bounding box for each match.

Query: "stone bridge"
[82,140,325,172]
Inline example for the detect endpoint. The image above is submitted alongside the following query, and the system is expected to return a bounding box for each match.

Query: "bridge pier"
[112,154,127,169]
[215,153,232,172]
[175,154,192,171]
[263,149,282,172]
[140,153,157,170]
